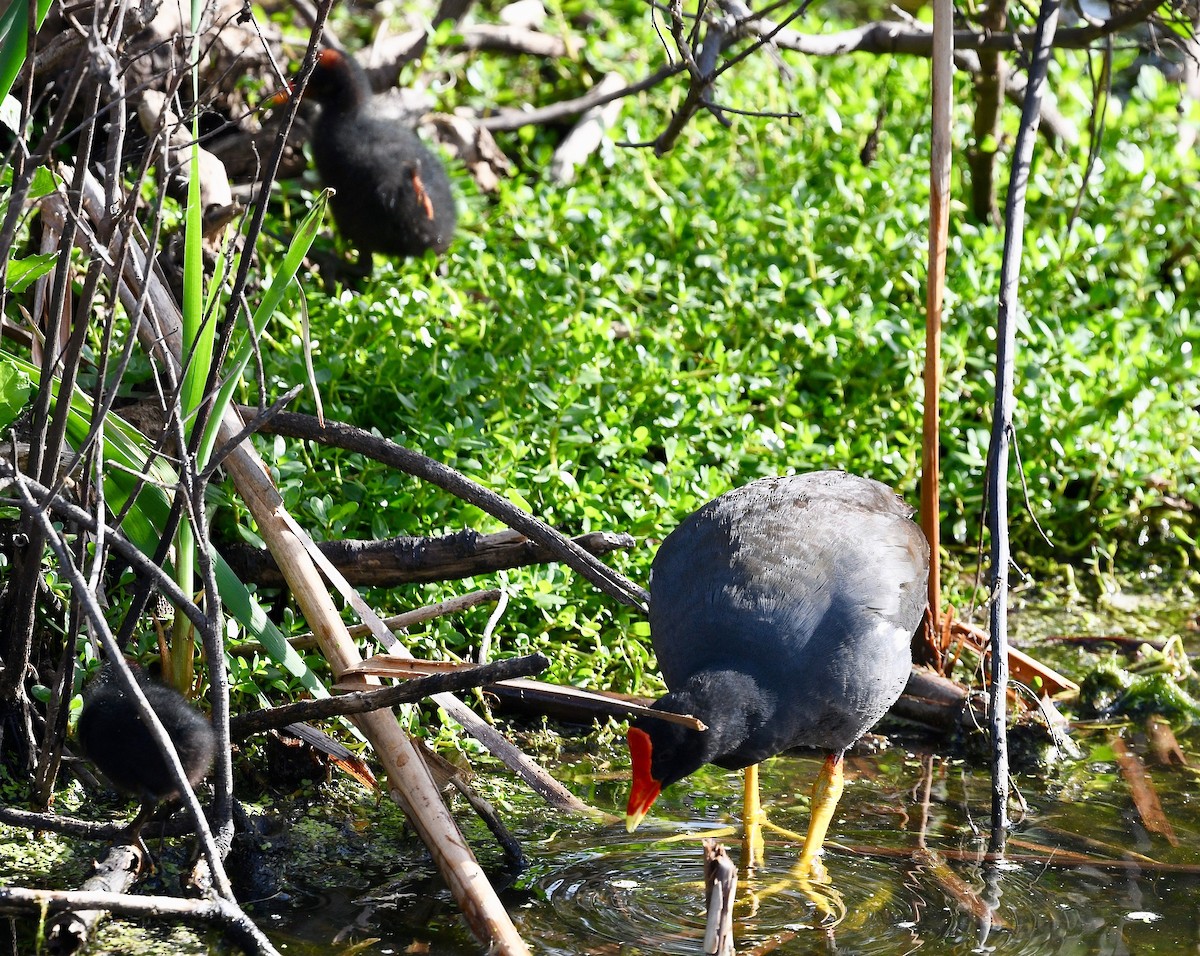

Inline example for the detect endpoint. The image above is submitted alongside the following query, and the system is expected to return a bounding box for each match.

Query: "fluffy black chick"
[76,663,215,827]
[299,48,456,263]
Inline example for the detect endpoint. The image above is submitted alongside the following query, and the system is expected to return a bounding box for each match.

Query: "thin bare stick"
[987,0,1062,856]
[254,410,649,611]
[227,654,548,739]
[0,887,280,956]
[279,589,502,648]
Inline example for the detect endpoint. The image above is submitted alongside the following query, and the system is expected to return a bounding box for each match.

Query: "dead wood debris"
[1110,732,1180,847]
[702,840,737,956]
[220,527,635,588]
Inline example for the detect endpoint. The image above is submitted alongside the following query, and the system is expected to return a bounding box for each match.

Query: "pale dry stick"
[702,840,737,956]
[279,589,502,649]
[227,654,548,739]
[548,73,626,185]
[71,170,534,955]
[46,844,144,956]
[220,443,532,954]
[279,509,589,812]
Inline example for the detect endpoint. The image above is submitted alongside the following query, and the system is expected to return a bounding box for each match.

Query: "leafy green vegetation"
[244,17,1198,695]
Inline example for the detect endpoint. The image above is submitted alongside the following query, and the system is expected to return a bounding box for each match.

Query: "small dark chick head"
[76,663,216,804]
[301,48,371,111]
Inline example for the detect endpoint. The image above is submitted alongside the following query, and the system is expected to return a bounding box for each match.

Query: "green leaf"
[5,252,55,293]
[0,360,32,431]
[199,189,329,466]
[179,137,211,443]
[0,0,54,104]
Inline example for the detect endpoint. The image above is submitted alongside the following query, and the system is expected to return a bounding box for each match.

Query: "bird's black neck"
[643,669,776,785]
[313,56,372,114]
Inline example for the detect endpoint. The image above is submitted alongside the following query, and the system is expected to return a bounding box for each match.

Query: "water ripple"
[513,825,1102,955]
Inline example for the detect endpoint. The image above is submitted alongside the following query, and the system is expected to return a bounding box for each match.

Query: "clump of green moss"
[1078,637,1200,723]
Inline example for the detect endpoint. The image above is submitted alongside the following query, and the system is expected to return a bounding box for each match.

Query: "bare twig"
[227,654,549,739]
[702,840,737,956]
[275,589,504,650]
[221,526,637,588]
[1111,733,1180,846]
[45,843,144,955]
[987,0,1063,856]
[0,887,280,956]
[252,410,650,611]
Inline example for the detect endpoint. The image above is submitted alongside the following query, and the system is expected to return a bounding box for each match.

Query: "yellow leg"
[741,763,766,870]
[794,752,844,882]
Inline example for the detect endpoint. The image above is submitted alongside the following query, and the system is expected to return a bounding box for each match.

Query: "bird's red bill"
[625,726,661,832]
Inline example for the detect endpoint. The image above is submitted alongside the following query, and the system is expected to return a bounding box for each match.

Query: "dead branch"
[237,588,505,656]
[549,72,626,184]
[227,653,548,739]
[486,662,983,736]
[455,23,568,56]
[956,49,1080,148]
[1111,732,1180,846]
[0,887,279,956]
[702,840,737,956]
[480,63,685,131]
[249,409,650,611]
[1145,715,1188,766]
[0,806,127,841]
[45,844,144,956]
[221,526,636,587]
[478,0,1156,141]
[911,847,1009,928]
[769,0,1164,56]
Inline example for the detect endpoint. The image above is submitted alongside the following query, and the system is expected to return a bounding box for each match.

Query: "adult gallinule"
[625,471,929,878]
[296,48,456,263]
[77,662,216,830]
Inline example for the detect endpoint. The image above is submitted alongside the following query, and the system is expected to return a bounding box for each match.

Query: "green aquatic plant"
[1078,637,1200,723]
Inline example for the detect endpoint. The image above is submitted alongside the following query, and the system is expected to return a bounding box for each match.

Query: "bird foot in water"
[749,865,844,925]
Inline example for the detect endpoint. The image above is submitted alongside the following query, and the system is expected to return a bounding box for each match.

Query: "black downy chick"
[76,662,216,831]
[300,48,456,263]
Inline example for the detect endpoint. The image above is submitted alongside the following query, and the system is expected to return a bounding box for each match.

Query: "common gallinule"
[77,662,216,829]
[625,471,929,878]
[296,48,456,263]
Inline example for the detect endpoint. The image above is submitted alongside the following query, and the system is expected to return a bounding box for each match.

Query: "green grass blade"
[178,137,211,442]
[198,189,329,466]
[0,0,54,103]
